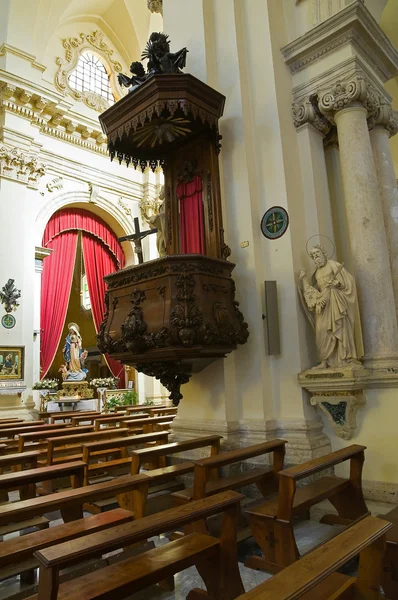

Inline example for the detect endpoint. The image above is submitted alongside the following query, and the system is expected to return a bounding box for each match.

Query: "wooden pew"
[172,440,287,507]
[122,414,176,433]
[235,515,392,600]
[18,425,95,453]
[93,414,137,431]
[0,451,41,503]
[33,490,245,600]
[46,428,130,465]
[0,422,70,441]
[0,473,150,526]
[82,431,169,485]
[70,413,103,427]
[149,406,178,417]
[0,450,41,471]
[377,505,398,598]
[245,444,369,573]
[130,435,223,476]
[0,461,85,501]
[0,420,45,431]
[51,412,100,425]
[123,404,167,414]
[0,509,134,584]
[0,418,29,426]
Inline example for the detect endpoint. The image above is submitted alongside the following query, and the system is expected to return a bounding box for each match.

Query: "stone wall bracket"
[298,366,368,439]
[310,392,365,440]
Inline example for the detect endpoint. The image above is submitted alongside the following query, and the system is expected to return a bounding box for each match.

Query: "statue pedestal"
[57,381,93,399]
[298,366,368,440]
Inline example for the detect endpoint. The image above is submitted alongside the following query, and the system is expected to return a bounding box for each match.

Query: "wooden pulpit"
[98,66,249,404]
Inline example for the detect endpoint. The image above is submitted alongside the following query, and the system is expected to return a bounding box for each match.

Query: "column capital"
[292,94,332,136]
[0,144,47,189]
[147,0,162,14]
[318,73,380,124]
[368,99,398,138]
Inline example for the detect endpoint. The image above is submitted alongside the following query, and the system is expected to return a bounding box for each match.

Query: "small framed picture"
[0,347,24,380]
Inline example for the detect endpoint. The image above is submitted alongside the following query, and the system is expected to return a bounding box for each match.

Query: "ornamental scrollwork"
[55,30,124,112]
[136,361,191,406]
[0,145,46,189]
[0,279,21,313]
[318,73,380,124]
[170,273,203,346]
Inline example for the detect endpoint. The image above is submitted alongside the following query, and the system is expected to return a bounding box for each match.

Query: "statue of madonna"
[60,322,88,381]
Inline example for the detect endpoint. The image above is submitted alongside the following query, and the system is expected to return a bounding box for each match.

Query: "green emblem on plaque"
[261,206,289,240]
[1,314,16,329]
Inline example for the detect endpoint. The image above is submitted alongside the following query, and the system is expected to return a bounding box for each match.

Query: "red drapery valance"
[41,208,125,384]
[177,175,205,255]
[42,208,125,269]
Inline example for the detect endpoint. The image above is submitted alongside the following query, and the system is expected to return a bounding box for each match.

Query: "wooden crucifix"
[118,217,157,264]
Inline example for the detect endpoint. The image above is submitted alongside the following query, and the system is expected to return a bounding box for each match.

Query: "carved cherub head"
[129,61,146,77]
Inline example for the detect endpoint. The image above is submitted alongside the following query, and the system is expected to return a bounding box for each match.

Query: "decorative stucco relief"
[0,145,46,188]
[55,30,124,112]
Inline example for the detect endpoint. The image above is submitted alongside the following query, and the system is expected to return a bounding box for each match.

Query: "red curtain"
[43,208,125,269]
[40,232,78,378]
[177,175,205,254]
[82,232,125,387]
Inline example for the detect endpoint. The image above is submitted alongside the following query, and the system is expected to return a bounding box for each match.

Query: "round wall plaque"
[1,314,16,329]
[261,206,289,240]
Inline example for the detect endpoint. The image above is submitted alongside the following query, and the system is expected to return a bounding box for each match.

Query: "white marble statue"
[298,245,361,369]
[145,185,166,257]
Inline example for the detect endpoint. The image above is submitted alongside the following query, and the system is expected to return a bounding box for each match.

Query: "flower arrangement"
[32,379,59,391]
[90,377,119,390]
[106,390,139,411]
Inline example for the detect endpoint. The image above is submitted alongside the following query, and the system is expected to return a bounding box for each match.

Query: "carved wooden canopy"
[99,74,225,168]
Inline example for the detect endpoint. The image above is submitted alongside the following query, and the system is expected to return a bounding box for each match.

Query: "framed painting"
[0,347,24,380]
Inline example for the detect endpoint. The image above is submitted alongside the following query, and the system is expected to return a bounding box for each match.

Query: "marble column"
[369,102,398,311]
[320,78,398,369]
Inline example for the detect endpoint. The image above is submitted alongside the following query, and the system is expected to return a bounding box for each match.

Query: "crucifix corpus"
[118,217,157,264]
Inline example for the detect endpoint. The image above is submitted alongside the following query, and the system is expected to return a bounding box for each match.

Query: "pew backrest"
[130,435,223,475]
[46,427,130,465]
[18,426,94,453]
[0,451,41,471]
[0,423,69,440]
[191,439,287,500]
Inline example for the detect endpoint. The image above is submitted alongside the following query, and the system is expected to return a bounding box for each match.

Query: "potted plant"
[106,390,139,412]
[90,377,119,412]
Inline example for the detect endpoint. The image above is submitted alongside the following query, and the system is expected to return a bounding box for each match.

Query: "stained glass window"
[69,52,115,103]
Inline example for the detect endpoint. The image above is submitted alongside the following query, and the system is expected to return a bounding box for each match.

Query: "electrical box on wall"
[263,281,280,355]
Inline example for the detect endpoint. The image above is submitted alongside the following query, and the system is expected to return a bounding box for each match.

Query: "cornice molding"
[0,143,46,188]
[0,43,46,72]
[0,81,109,156]
[55,30,124,112]
[282,0,398,83]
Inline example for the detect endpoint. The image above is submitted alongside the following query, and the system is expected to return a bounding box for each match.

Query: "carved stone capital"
[292,94,332,135]
[147,0,163,14]
[368,99,398,138]
[318,73,379,123]
[0,144,46,189]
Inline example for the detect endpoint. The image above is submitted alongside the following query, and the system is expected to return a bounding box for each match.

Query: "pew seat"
[378,505,398,598]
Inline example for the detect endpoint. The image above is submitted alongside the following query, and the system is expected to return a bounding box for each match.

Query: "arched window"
[69,52,115,103]
[81,272,92,311]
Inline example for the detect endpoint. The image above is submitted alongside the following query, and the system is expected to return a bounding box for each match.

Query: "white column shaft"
[334,106,398,366]
[370,125,398,310]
